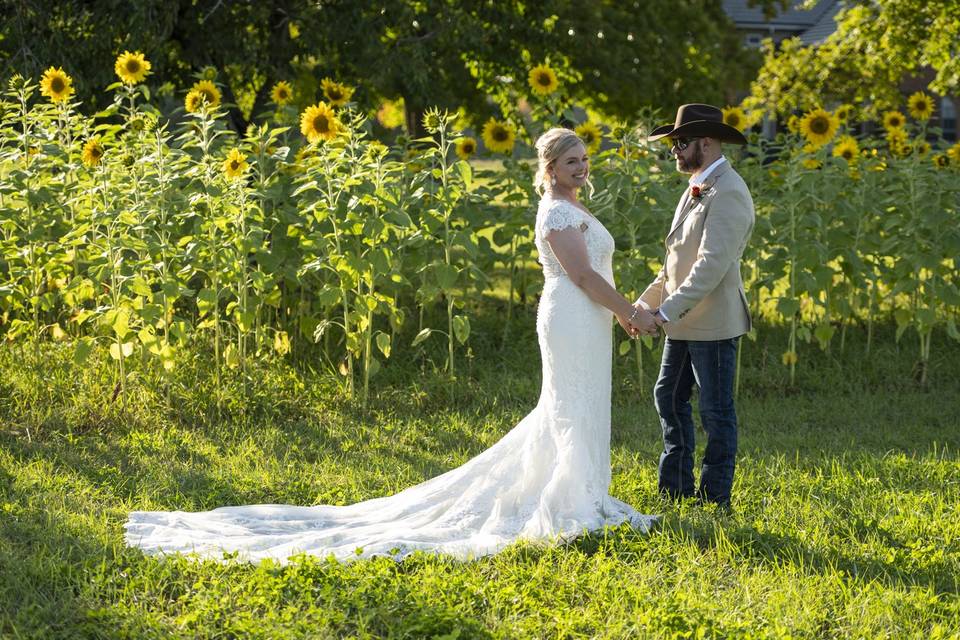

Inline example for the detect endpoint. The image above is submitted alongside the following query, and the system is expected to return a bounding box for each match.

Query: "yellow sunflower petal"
[321,78,354,108]
[81,136,104,167]
[114,51,151,85]
[574,121,603,154]
[481,118,515,155]
[799,108,839,147]
[271,81,294,106]
[190,80,221,109]
[528,64,559,97]
[907,91,934,121]
[223,148,248,178]
[300,102,341,143]
[455,137,477,161]
[40,67,74,103]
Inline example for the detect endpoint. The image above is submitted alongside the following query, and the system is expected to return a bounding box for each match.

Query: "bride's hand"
[617,313,639,337]
[624,305,658,337]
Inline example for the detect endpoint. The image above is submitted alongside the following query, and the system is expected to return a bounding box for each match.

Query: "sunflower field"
[2,58,959,408]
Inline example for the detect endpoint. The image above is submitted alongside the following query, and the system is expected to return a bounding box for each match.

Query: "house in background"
[723,0,842,47]
[721,0,956,140]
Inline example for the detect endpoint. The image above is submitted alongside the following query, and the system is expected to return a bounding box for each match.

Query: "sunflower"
[882,110,905,131]
[786,114,801,134]
[914,140,931,156]
[366,141,389,161]
[907,92,934,121]
[321,78,354,107]
[528,64,559,96]
[575,121,603,154]
[833,104,853,123]
[300,102,341,143]
[481,118,515,154]
[832,136,859,163]
[422,107,444,134]
[781,351,798,366]
[722,106,747,132]
[81,136,104,167]
[223,148,248,178]
[799,108,839,147]
[114,51,151,85]
[190,80,221,109]
[184,90,205,113]
[932,153,949,169]
[886,128,908,156]
[270,81,293,105]
[947,142,960,164]
[455,137,477,161]
[40,67,74,103]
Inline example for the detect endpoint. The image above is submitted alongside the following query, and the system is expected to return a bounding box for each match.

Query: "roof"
[798,1,842,44]
[722,0,840,33]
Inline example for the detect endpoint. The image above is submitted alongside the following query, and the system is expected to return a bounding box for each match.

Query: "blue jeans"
[654,337,739,505]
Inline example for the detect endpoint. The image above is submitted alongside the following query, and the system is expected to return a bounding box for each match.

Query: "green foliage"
[0,0,759,128]
[743,0,960,116]
[1,321,959,638]
[1,73,959,406]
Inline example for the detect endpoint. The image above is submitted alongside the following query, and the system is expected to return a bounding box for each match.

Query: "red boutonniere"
[690,184,703,200]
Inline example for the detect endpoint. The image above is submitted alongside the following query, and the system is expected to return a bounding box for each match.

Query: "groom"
[637,104,755,508]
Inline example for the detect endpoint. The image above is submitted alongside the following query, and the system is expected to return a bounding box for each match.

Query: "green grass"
[1,304,959,639]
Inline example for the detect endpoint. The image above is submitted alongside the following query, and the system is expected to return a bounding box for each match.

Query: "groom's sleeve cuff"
[655,309,669,323]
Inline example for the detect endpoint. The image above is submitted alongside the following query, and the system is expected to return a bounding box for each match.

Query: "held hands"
[617,304,662,338]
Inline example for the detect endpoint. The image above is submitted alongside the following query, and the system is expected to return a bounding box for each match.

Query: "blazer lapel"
[666,188,697,240]
[666,161,732,240]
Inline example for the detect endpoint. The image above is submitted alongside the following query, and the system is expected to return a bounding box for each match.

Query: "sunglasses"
[671,137,699,151]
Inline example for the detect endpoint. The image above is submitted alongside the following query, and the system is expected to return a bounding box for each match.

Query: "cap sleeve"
[539,201,584,234]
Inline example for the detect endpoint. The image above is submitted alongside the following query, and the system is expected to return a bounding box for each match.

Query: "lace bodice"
[535,197,616,280]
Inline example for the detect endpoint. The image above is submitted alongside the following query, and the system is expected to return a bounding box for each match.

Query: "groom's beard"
[676,141,704,174]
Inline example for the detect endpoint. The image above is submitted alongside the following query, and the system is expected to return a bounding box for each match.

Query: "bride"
[125,127,659,562]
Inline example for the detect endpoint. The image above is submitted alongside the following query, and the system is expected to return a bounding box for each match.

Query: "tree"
[0,0,760,131]
[741,0,960,116]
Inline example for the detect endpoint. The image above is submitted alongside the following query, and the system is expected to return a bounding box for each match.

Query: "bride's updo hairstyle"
[534,127,591,196]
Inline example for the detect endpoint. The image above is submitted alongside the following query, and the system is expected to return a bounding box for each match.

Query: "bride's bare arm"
[546,227,656,333]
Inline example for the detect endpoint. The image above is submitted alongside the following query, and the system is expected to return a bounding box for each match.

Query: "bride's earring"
[550,174,557,186]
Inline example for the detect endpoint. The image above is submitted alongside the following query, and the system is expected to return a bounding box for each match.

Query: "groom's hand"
[630,304,658,336]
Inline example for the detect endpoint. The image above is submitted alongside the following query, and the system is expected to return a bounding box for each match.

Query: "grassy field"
[1,305,959,639]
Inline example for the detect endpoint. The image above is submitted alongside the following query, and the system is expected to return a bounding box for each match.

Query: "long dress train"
[124,197,657,562]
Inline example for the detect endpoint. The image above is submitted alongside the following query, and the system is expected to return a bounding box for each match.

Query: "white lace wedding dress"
[125,196,657,562]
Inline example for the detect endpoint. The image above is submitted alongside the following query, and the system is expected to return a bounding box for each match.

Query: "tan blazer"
[639,160,754,341]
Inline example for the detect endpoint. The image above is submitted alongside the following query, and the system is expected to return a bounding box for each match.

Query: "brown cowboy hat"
[648,103,748,145]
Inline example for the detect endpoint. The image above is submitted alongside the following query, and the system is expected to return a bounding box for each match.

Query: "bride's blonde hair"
[534,127,592,196]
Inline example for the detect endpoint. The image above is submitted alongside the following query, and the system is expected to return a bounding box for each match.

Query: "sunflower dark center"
[328,88,342,100]
[313,115,330,132]
[727,115,740,126]
[493,128,508,142]
[810,117,829,134]
[537,73,551,86]
[201,90,215,102]
[463,142,474,152]
[126,60,140,73]
[51,77,65,92]
[842,149,853,159]
[91,146,102,158]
